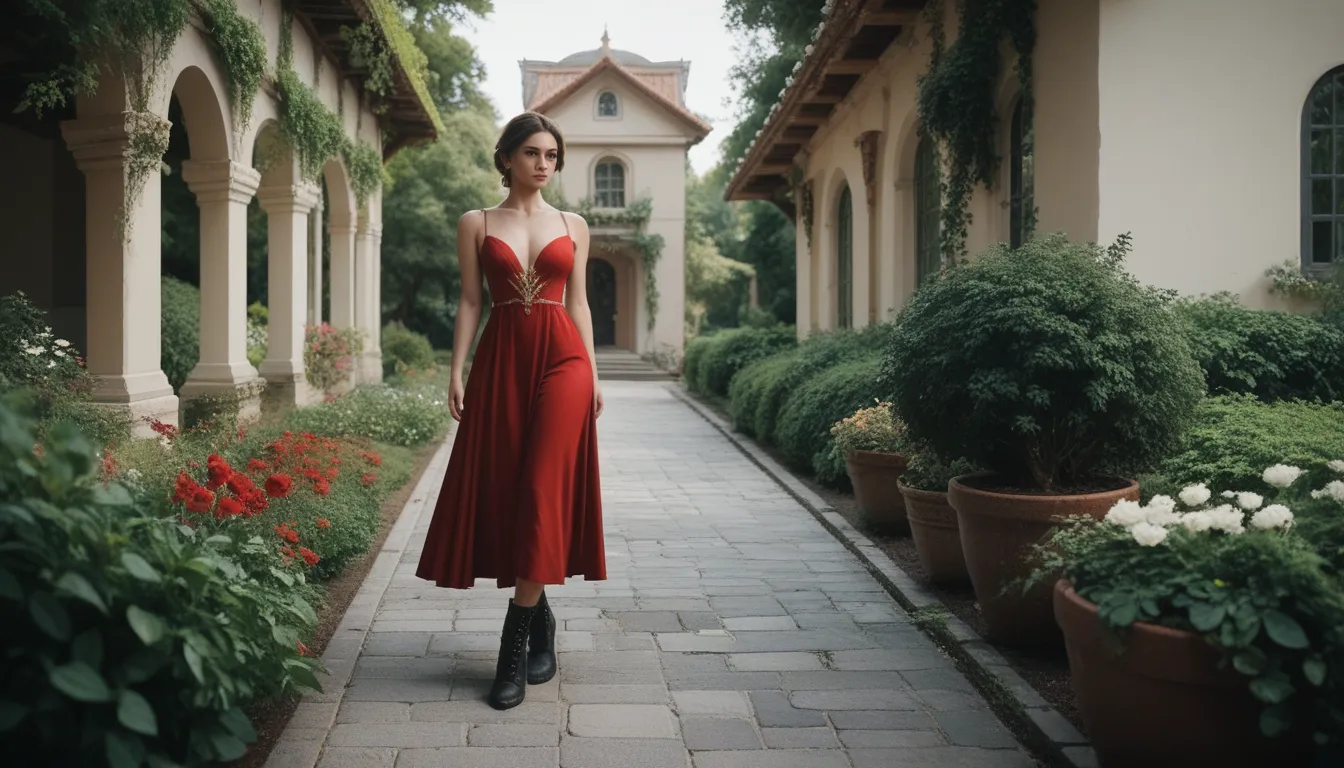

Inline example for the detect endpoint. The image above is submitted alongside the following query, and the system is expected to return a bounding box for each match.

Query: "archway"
[588,257,618,346]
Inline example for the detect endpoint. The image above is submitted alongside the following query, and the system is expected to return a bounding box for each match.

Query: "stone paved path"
[289,382,1039,768]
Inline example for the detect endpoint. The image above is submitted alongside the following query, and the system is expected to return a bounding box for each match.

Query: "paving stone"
[567,704,678,738]
[344,678,452,703]
[315,747,395,768]
[468,724,559,746]
[262,740,321,768]
[682,717,762,750]
[287,702,338,730]
[728,652,825,671]
[451,676,559,702]
[353,656,453,680]
[671,690,750,717]
[397,747,558,767]
[560,736,690,768]
[934,710,1020,749]
[325,722,466,748]
[335,701,411,724]
[828,710,938,730]
[848,746,1038,768]
[747,691,825,727]
[666,672,782,691]
[838,729,946,748]
[411,700,561,725]
[780,671,908,690]
[761,726,838,749]
[790,689,921,711]
[692,750,850,768]
[560,684,670,704]
[361,632,431,656]
[722,616,798,631]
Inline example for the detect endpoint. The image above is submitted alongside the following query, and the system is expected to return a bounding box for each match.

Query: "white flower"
[1262,464,1305,489]
[1208,505,1246,534]
[54,339,70,348]
[1105,499,1146,527]
[1312,481,1344,502]
[1179,483,1211,507]
[1236,492,1264,511]
[1131,522,1169,547]
[1145,505,1181,527]
[47,360,56,369]
[1221,490,1236,499]
[54,350,65,358]
[24,346,42,355]
[124,468,142,481]
[1250,504,1294,530]
[1181,511,1215,533]
[1329,460,1344,474]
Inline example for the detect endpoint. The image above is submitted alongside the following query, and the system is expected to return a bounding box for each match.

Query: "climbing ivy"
[199,0,268,137]
[916,0,1037,262]
[343,22,396,115]
[342,141,385,207]
[574,197,665,331]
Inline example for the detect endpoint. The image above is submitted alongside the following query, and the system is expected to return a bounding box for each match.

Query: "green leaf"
[183,643,205,684]
[210,731,247,761]
[1262,609,1309,650]
[105,730,144,768]
[122,650,164,684]
[29,591,70,641]
[117,689,158,736]
[0,567,22,601]
[49,661,112,702]
[121,553,161,584]
[272,624,298,648]
[0,700,28,731]
[92,483,133,507]
[1233,648,1267,676]
[0,503,35,525]
[72,628,103,669]
[1259,702,1295,737]
[1249,671,1295,704]
[219,707,257,743]
[205,534,232,547]
[146,755,183,768]
[56,571,107,614]
[1188,602,1226,633]
[126,606,166,645]
[283,660,323,693]
[1303,658,1327,687]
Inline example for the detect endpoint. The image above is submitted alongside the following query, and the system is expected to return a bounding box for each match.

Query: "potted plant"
[1026,463,1344,767]
[830,399,909,530]
[897,445,978,586]
[881,233,1205,647]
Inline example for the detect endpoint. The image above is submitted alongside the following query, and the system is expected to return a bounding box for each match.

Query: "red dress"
[415,211,606,589]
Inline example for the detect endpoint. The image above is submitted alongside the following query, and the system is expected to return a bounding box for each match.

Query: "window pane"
[1315,179,1334,214]
[1313,130,1333,173]
[1339,220,1344,262]
[1314,79,1336,125]
[1314,220,1334,263]
[1337,180,1344,215]
[1337,130,1344,174]
[1336,74,1344,123]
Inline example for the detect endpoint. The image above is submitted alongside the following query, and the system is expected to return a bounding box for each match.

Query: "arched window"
[1009,98,1035,248]
[1305,67,1344,268]
[837,186,853,329]
[915,136,942,284]
[597,91,619,118]
[594,158,626,208]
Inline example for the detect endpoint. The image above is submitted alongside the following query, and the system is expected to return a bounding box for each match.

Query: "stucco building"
[524,31,711,357]
[1,1,438,433]
[726,0,1344,335]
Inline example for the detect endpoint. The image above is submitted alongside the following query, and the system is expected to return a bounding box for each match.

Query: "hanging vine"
[575,197,665,331]
[916,0,1037,262]
[343,22,396,115]
[198,0,268,139]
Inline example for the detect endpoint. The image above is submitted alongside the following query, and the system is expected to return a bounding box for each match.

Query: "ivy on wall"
[574,197,665,331]
[199,0,268,138]
[916,0,1037,263]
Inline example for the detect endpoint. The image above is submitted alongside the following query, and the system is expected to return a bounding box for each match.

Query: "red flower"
[299,547,320,567]
[241,488,268,516]
[205,454,233,490]
[247,458,269,473]
[266,474,294,498]
[280,545,295,561]
[325,466,339,480]
[302,432,318,442]
[316,518,331,529]
[361,473,377,487]
[228,471,256,495]
[297,639,310,657]
[360,451,383,467]
[217,496,244,519]
[148,419,178,439]
[172,472,198,504]
[274,522,300,543]
[313,478,331,497]
[186,487,215,515]
[100,450,117,480]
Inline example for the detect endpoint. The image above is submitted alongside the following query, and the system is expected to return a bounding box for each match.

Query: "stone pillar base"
[109,395,182,440]
[258,362,319,412]
[179,368,264,428]
[87,371,178,438]
[358,351,384,386]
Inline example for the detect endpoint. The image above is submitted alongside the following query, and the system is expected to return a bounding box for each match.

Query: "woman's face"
[508,131,559,190]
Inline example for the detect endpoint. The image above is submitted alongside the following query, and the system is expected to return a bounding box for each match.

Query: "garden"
[0,291,453,767]
[683,232,1344,766]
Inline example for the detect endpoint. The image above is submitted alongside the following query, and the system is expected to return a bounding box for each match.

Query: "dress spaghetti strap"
[560,210,570,239]
[482,208,488,237]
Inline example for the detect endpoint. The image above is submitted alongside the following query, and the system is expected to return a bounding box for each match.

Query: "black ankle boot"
[527,589,557,685]
[488,599,537,710]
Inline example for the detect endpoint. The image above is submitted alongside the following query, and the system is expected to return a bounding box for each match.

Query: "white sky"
[459,0,745,175]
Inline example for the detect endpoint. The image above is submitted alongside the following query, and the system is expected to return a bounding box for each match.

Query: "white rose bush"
[1024,462,1344,743]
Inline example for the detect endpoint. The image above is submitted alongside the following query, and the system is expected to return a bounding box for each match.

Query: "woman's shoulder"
[457,208,486,231]
[559,209,589,236]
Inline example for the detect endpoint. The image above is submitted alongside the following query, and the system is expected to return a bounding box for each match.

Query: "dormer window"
[597,91,619,118]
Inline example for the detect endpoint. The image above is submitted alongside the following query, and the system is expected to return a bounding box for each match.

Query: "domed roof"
[557,47,652,67]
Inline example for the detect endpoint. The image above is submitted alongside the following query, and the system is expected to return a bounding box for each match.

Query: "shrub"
[304,323,364,395]
[381,321,436,378]
[0,398,322,767]
[285,385,451,447]
[162,276,200,393]
[688,325,797,398]
[882,233,1205,490]
[772,353,883,488]
[829,400,907,454]
[1177,295,1344,404]
[1158,395,1344,495]
[901,443,980,494]
[728,349,798,439]
[247,302,268,368]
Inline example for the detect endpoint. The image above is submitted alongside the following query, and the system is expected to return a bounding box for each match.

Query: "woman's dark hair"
[493,112,565,188]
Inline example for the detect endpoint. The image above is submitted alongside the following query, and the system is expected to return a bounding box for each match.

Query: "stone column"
[256,182,320,408]
[61,112,178,435]
[327,221,357,394]
[179,160,262,420]
[354,216,383,384]
[308,194,324,327]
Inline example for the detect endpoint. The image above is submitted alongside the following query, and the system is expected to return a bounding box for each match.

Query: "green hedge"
[684,326,797,399]
[162,276,200,392]
[1178,296,1344,404]
[780,355,884,488]
[382,321,436,378]
[1157,394,1344,494]
[729,349,799,440]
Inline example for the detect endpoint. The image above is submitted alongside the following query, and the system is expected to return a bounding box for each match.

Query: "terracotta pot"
[843,449,909,531]
[946,473,1138,648]
[898,481,970,587]
[1054,581,1316,768]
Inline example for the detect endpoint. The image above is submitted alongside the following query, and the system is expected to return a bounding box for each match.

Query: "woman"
[415,112,606,711]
